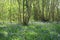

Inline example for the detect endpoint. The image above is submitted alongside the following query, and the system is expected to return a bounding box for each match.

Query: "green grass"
[0,22,60,40]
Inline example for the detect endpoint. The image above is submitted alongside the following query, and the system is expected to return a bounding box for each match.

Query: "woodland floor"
[0,22,60,40]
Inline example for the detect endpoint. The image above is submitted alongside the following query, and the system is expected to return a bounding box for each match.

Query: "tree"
[33,0,41,21]
[17,0,21,24]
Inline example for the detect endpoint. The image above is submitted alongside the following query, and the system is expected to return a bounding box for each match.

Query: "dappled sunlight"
[0,0,60,40]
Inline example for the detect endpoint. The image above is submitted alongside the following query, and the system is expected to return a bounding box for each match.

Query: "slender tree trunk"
[41,0,45,21]
[17,0,21,24]
[23,0,24,24]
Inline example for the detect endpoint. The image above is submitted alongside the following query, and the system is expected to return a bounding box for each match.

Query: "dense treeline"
[0,0,60,40]
[0,0,60,25]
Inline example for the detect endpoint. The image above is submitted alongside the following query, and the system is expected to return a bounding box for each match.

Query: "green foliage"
[0,23,60,40]
[0,0,60,40]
